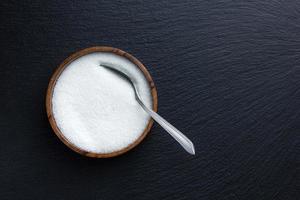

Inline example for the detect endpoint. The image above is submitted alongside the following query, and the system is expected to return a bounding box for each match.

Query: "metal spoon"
[100,62,195,155]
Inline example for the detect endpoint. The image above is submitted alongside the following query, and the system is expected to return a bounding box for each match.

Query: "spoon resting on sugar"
[100,62,195,155]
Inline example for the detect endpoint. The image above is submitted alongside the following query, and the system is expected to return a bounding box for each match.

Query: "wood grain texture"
[46,46,158,158]
[0,0,299,200]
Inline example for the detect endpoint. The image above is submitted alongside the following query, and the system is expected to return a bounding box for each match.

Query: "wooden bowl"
[46,46,158,158]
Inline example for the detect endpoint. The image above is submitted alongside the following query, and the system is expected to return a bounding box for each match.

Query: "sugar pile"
[52,52,152,154]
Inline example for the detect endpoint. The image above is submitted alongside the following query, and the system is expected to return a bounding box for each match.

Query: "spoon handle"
[138,100,195,155]
[99,63,195,155]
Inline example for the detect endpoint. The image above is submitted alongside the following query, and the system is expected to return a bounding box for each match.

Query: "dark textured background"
[1,0,299,199]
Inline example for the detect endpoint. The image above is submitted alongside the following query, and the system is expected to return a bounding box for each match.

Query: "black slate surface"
[1,1,299,199]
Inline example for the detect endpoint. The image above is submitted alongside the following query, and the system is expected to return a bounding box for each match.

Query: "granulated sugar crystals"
[51,52,153,155]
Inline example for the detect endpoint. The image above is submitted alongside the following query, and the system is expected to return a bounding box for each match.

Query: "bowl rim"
[45,46,158,158]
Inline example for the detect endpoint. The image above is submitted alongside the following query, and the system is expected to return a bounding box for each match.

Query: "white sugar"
[52,52,152,154]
